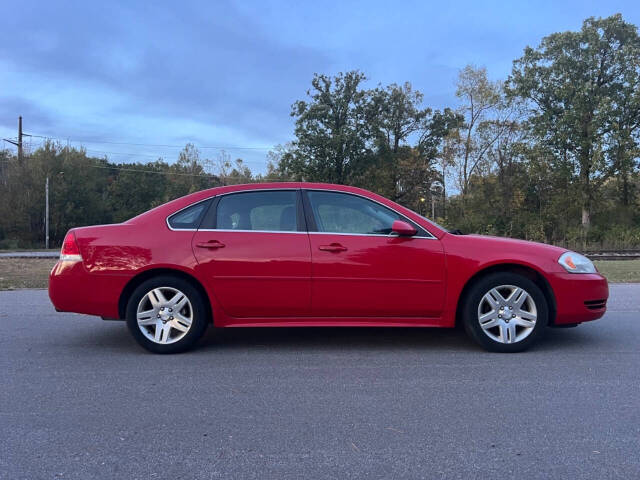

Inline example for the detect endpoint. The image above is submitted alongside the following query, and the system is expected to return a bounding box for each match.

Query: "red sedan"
[49,183,608,353]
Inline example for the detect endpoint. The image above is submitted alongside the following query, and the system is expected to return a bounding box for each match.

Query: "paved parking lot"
[1,286,639,479]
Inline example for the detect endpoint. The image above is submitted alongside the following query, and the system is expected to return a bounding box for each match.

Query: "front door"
[192,189,311,318]
[304,190,445,319]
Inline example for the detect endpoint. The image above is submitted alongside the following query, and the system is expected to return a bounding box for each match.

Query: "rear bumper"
[548,272,609,324]
[49,260,128,319]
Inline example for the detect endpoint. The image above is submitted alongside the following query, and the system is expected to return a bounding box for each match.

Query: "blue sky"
[1,0,639,172]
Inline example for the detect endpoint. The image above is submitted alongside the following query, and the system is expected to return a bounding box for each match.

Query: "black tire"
[126,275,209,353]
[462,272,548,353]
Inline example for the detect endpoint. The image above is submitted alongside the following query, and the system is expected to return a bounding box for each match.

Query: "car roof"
[126,182,446,237]
[196,182,370,195]
[163,182,381,207]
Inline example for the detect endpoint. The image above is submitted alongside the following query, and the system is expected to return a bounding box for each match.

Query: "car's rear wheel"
[462,272,548,352]
[126,276,209,353]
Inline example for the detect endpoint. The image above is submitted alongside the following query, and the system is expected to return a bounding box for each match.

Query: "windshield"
[404,208,448,232]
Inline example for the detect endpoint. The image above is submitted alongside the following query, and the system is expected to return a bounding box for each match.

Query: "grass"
[0,258,638,291]
[0,258,58,290]
[0,248,59,252]
[594,259,640,283]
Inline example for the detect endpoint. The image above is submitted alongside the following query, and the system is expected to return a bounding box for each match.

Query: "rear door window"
[209,191,299,232]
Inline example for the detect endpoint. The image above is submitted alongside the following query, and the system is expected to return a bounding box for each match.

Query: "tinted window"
[214,191,298,232]
[168,200,209,229]
[307,191,403,235]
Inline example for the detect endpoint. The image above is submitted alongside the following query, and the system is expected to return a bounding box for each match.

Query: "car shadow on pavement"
[48,319,480,354]
[60,322,140,354]
[53,318,607,354]
[196,322,611,354]
[534,325,611,352]
[198,326,480,353]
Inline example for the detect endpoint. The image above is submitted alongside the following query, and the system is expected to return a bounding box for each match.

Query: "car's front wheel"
[126,276,209,353]
[462,272,548,352]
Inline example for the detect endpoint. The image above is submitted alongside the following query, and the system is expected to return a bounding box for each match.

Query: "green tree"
[107,160,173,222]
[0,142,228,248]
[288,71,372,183]
[421,109,464,220]
[212,150,254,185]
[508,14,640,245]
[167,143,216,197]
[366,82,432,202]
[452,65,515,213]
[280,73,460,213]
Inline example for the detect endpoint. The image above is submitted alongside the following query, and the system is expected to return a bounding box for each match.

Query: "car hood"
[455,233,568,259]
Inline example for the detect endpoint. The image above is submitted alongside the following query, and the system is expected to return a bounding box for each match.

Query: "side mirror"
[391,220,417,237]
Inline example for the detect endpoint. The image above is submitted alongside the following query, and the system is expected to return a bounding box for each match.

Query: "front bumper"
[547,272,609,324]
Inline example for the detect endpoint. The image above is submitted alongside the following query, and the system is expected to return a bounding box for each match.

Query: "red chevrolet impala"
[49,183,608,353]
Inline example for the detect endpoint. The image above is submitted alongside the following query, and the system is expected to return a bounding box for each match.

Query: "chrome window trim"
[166,188,301,233]
[166,186,439,239]
[307,231,435,239]
[218,188,298,194]
[197,228,306,234]
[194,229,433,238]
[303,188,437,240]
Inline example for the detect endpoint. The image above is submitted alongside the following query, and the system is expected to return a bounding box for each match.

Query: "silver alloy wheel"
[477,285,537,344]
[136,287,193,345]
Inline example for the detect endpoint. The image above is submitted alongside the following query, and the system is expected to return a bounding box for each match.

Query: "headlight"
[558,251,597,274]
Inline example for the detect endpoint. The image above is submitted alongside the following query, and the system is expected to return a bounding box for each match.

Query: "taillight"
[60,232,82,262]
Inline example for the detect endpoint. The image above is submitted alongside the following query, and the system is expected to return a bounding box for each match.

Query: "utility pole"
[3,116,28,162]
[45,176,50,249]
[441,158,447,220]
[18,116,23,162]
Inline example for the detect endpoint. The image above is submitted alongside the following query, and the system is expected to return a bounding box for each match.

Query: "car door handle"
[196,240,225,249]
[318,243,347,252]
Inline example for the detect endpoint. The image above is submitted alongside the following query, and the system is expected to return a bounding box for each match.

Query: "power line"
[86,149,169,159]
[1,157,257,179]
[84,162,220,177]
[3,122,276,171]
[28,134,274,151]
[25,133,275,166]
[84,148,269,166]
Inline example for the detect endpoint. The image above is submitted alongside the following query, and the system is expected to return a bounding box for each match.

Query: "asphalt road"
[1,286,639,479]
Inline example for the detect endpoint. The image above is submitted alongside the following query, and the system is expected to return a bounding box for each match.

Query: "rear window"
[167,200,210,230]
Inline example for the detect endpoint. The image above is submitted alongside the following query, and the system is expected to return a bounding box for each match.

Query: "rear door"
[303,189,445,319]
[192,189,311,318]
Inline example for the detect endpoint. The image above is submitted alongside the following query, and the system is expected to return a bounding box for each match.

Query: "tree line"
[1,14,639,250]
[0,144,258,248]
